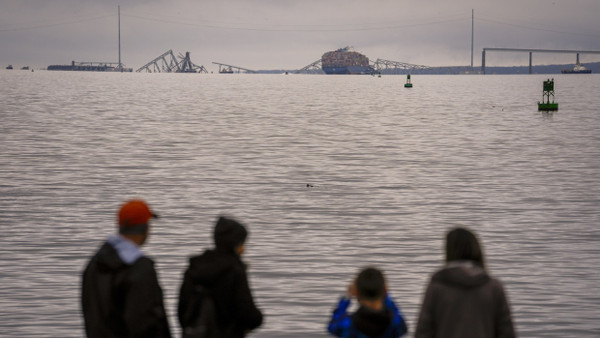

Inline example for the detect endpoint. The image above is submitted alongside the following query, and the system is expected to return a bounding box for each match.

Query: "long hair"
[445,227,485,269]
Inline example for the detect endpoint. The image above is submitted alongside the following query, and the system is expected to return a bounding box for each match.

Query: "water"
[1,71,599,337]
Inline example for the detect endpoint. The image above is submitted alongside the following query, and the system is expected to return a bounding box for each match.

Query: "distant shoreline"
[3,61,598,75]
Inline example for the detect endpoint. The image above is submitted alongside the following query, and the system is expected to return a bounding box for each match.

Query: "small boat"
[561,62,592,74]
[21,66,29,70]
[6,65,13,70]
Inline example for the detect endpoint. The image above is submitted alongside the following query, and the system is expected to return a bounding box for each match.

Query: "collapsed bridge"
[136,50,207,73]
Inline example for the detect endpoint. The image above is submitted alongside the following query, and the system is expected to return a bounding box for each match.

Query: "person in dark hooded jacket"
[415,227,516,338]
[328,267,408,338]
[178,216,263,338]
[81,199,171,338]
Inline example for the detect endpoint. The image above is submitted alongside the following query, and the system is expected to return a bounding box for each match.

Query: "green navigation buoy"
[538,78,558,111]
[404,74,413,88]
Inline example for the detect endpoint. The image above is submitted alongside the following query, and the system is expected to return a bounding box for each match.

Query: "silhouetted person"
[81,199,171,337]
[178,216,263,338]
[328,267,408,337]
[415,227,515,338]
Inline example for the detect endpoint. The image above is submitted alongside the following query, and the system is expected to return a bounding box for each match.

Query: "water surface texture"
[1,71,599,337]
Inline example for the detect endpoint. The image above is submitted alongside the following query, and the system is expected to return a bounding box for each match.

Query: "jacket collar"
[107,234,145,265]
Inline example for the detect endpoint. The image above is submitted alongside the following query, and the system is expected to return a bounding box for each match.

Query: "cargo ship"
[48,61,133,72]
[321,47,373,74]
[561,62,592,74]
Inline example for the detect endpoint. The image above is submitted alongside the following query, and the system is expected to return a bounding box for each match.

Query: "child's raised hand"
[347,280,358,298]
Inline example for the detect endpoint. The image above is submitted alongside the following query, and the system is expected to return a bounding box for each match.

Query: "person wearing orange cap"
[82,199,171,337]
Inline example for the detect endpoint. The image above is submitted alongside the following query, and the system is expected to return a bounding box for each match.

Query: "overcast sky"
[1,0,599,71]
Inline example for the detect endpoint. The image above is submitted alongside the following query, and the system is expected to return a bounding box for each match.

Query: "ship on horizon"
[47,6,133,73]
[321,47,373,75]
[561,61,592,74]
[48,61,132,72]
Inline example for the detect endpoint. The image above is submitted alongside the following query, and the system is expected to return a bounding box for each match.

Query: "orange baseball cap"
[118,199,159,228]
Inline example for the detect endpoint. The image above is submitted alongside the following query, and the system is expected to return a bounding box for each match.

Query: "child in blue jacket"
[328,267,408,338]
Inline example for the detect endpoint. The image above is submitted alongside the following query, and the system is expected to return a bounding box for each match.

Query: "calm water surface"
[1,71,599,337]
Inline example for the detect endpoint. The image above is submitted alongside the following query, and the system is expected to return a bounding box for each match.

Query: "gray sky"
[1,0,599,71]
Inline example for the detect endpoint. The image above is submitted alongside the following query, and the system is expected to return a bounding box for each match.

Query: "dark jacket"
[328,295,408,337]
[415,263,515,338]
[81,237,171,338]
[178,249,263,338]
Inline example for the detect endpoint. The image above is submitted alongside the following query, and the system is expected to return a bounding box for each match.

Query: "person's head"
[446,227,485,269]
[117,199,158,246]
[356,267,386,304]
[214,216,248,254]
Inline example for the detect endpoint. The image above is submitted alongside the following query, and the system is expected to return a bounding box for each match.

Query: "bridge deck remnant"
[482,48,600,74]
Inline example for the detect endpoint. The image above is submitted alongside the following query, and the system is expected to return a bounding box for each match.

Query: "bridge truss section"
[136,50,207,73]
[295,59,324,74]
[371,59,432,73]
[211,62,257,74]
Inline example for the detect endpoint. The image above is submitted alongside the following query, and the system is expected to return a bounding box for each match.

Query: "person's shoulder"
[133,256,154,269]
[188,249,239,267]
[429,268,446,285]
[487,275,508,293]
[222,254,245,276]
[212,250,245,267]
[130,256,157,276]
[189,249,215,263]
[84,241,123,270]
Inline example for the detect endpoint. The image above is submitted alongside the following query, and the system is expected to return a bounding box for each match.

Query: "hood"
[94,242,127,272]
[186,249,244,287]
[93,235,145,271]
[432,263,490,289]
[352,306,392,337]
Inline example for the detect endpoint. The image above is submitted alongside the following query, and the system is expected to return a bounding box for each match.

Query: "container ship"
[321,47,373,74]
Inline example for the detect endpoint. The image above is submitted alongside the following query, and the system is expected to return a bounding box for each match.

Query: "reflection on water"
[1,71,599,337]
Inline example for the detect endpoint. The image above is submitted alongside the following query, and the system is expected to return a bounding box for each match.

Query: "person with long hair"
[415,227,516,338]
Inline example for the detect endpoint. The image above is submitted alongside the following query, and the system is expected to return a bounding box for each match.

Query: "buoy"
[404,74,413,88]
[538,78,558,111]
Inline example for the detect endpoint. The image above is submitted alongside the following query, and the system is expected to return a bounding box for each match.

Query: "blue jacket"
[328,295,408,338]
